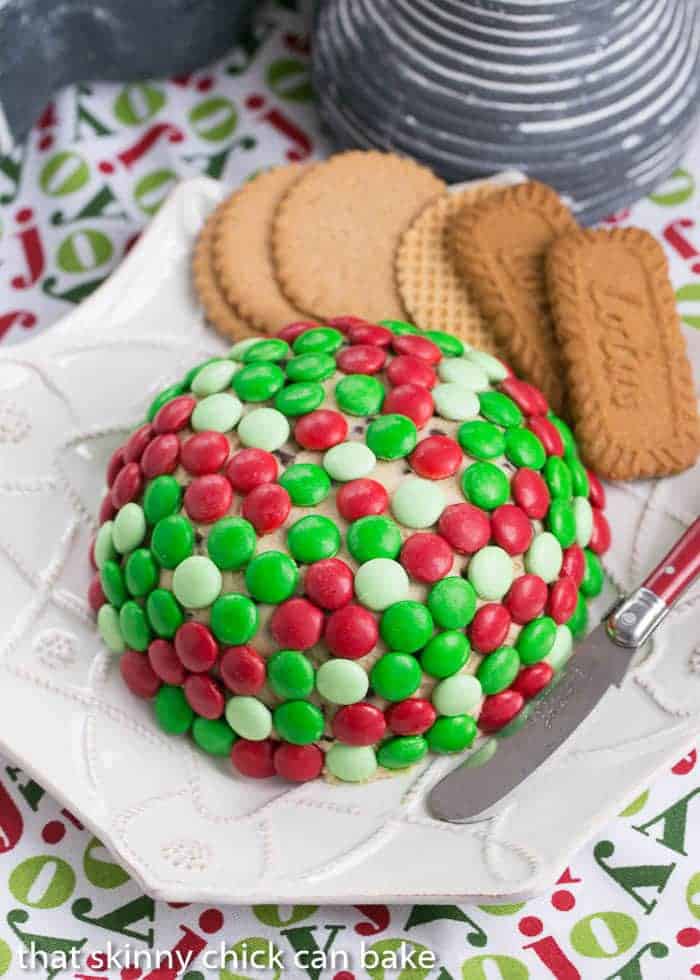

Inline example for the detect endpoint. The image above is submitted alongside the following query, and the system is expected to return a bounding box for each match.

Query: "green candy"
[478,390,523,428]
[233,362,285,402]
[548,499,577,548]
[172,556,221,609]
[370,652,422,701]
[437,357,489,390]
[267,650,315,700]
[273,700,324,745]
[573,496,594,547]
[549,414,578,460]
[366,414,417,460]
[465,349,508,382]
[544,456,573,500]
[228,337,260,361]
[569,457,590,497]
[145,589,183,638]
[278,463,331,506]
[427,577,477,629]
[355,558,409,611]
[468,545,514,600]
[581,548,604,597]
[380,600,434,652]
[225,696,272,740]
[206,517,256,571]
[326,744,377,782]
[545,624,574,672]
[155,685,194,735]
[458,420,506,460]
[147,382,185,421]
[525,531,563,583]
[432,382,479,421]
[477,646,520,694]
[143,475,182,525]
[210,593,258,644]
[568,591,589,639]
[182,357,219,389]
[335,374,385,416]
[316,659,369,704]
[274,381,325,416]
[245,551,298,603]
[124,548,158,597]
[191,392,243,433]
[287,515,341,563]
[392,477,445,528]
[192,717,236,756]
[427,715,477,753]
[237,407,290,451]
[285,352,336,382]
[112,502,146,554]
[379,318,421,335]
[378,735,428,769]
[242,337,290,362]
[119,600,152,651]
[98,604,125,653]
[190,359,236,396]
[462,462,509,511]
[100,560,127,609]
[151,515,194,569]
[347,515,402,561]
[423,330,464,356]
[94,521,116,570]
[323,441,376,481]
[432,674,482,716]
[517,616,557,664]
[504,428,546,470]
[421,630,470,678]
[292,326,343,354]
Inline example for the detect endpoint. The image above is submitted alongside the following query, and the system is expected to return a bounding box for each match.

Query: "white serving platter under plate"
[0,176,698,904]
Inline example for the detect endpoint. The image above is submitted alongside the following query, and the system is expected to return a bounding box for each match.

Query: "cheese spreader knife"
[428,517,700,824]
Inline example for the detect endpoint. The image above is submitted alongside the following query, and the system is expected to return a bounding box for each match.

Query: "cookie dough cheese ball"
[89,316,611,784]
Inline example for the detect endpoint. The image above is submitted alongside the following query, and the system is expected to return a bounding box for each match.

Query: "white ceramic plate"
[0,176,697,904]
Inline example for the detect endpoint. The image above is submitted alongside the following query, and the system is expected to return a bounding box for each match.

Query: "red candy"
[438,502,491,554]
[527,415,564,457]
[386,354,436,389]
[274,743,323,782]
[336,478,388,521]
[386,698,436,735]
[148,639,187,685]
[499,377,548,416]
[587,469,606,509]
[505,574,548,625]
[332,703,386,746]
[511,468,550,520]
[400,532,453,583]
[277,320,317,343]
[231,739,275,778]
[152,395,196,434]
[226,448,277,493]
[479,689,524,732]
[220,645,266,695]
[561,544,586,587]
[382,383,434,428]
[325,604,378,659]
[181,431,230,475]
[270,598,324,650]
[241,483,291,535]
[547,575,578,624]
[327,315,365,333]
[184,674,225,719]
[99,493,116,524]
[513,662,554,700]
[337,344,386,375]
[409,435,461,479]
[184,474,233,524]
[124,424,153,463]
[174,622,218,672]
[141,433,180,478]
[347,322,393,347]
[111,462,142,509]
[391,333,442,364]
[294,409,348,451]
[490,504,533,556]
[589,507,611,555]
[469,602,511,653]
[304,558,354,610]
[120,650,161,699]
[106,447,125,487]
[87,573,106,612]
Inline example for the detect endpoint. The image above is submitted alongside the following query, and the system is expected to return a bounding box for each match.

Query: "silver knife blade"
[428,622,636,823]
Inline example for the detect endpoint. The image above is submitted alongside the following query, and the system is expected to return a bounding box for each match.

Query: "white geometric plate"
[0,176,697,904]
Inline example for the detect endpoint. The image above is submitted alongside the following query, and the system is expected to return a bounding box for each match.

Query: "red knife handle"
[642,517,700,608]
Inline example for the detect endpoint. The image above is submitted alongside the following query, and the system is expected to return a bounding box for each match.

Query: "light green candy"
[225,696,272,740]
[432,382,480,421]
[326,744,377,783]
[97,604,125,653]
[316,659,369,704]
[432,674,483,716]
[112,502,146,554]
[191,359,237,396]
[545,624,574,672]
[172,555,222,608]
[468,546,514,600]
[323,441,376,481]
[237,407,289,451]
[525,531,563,583]
[94,521,116,570]
[573,496,593,547]
[191,392,242,433]
[392,477,445,528]
[354,558,409,611]
[228,337,260,361]
[438,357,490,390]
[465,349,508,382]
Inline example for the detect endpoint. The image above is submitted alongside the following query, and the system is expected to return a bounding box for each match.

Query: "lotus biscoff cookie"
[452,181,578,413]
[546,227,700,480]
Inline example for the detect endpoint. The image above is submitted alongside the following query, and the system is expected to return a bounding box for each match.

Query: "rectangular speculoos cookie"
[546,227,700,480]
[451,180,578,413]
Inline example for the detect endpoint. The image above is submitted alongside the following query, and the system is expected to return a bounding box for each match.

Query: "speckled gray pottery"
[312,0,700,222]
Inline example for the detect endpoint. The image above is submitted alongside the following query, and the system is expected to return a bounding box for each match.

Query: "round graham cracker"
[212,165,309,333]
[396,183,503,353]
[272,151,446,322]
